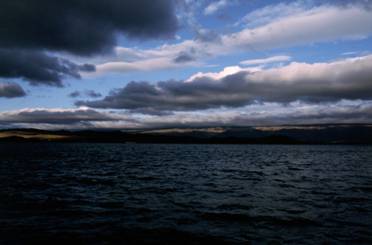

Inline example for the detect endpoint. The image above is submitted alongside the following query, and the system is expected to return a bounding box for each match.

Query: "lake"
[0,143,371,244]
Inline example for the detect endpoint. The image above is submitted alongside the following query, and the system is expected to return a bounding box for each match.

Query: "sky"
[1,0,372,129]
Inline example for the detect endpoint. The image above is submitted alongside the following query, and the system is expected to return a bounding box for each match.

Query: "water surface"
[0,143,371,244]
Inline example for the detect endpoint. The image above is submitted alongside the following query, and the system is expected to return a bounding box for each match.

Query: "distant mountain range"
[1,124,372,144]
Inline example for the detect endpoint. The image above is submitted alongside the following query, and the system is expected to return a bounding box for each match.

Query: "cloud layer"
[2,100,372,129]
[0,108,116,125]
[78,55,372,112]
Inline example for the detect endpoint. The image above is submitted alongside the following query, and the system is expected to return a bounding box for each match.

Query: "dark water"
[0,143,371,244]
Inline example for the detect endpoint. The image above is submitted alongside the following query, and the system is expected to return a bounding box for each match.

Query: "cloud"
[186,66,262,81]
[69,91,81,98]
[194,28,221,42]
[94,39,216,74]
[0,0,178,85]
[95,58,193,74]
[173,52,196,63]
[95,3,372,75]
[0,108,144,129]
[69,90,102,98]
[78,55,372,112]
[223,3,372,51]
[173,48,197,63]
[0,49,95,86]
[2,100,372,129]
[137,100,372,128]
[0,82,26,98]
[0,108,119,127]
[235,1,308,28]
[240,55,291,66]
[204,0,232,15]
[94,46,204,74]
[85,90,103,98]
[0,0,178,55]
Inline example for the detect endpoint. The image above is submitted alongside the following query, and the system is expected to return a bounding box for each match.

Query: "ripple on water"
[0,143,371,244]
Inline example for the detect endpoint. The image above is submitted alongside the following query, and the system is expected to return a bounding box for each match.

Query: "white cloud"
[90,3,372,75]
[204,0,230,15]
[240,55,291,66]
[223,4,372,51]
[186,65,261,81]
[342,51,358,55]
[245,55,372,86]
[92,40,208,74]
[96,57,187,74]
[235,1,308,28]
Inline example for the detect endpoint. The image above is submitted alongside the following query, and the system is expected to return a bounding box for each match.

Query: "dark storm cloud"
[0,0,178,55]
[0,0,177,86]
[0,82,26,98]
[0,109,115,125]
[69,90,102,98]
[0,49,95,87]
[77,55,372,113]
